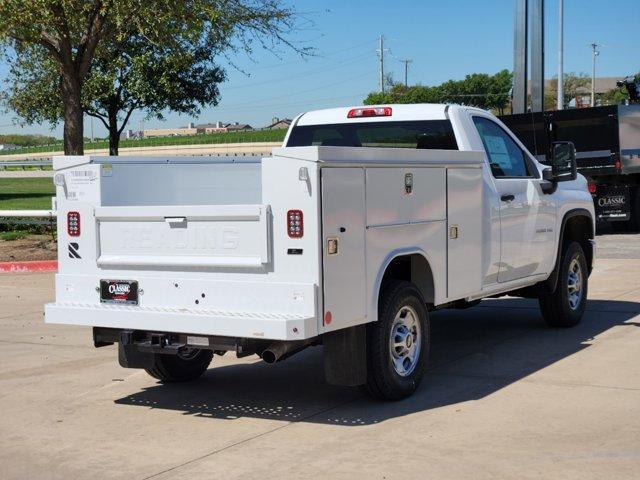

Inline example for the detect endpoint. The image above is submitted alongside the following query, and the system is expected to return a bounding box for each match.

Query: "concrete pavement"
[0,255,639,478]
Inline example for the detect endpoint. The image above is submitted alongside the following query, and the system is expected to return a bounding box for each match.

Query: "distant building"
[120,130,143,140]
[0,143,19,151]
[143,122,198,138]
[571,77,620,108]
[524,76,623,109]
[197,122,253,133]
[142,121,253,138]
[265,117,292,130]
[225,122,253,132]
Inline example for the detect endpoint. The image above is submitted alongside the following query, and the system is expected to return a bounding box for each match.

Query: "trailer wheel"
[145,348,213,383]
[539,242,588,328]
[365,280,430,401]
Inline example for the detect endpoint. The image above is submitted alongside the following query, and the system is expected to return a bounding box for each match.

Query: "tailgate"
[95,204,271,269]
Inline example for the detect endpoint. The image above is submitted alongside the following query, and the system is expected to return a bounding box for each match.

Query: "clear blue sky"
[0,0,638,138]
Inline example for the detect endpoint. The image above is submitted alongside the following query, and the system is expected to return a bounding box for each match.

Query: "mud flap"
[118,331,155,369]
[323,325,367,386]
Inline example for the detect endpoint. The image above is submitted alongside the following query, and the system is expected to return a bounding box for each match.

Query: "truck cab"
[45,104,595,400]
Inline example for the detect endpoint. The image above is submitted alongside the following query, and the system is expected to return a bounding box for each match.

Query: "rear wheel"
[145,348,213,382]
[365,280,430,401]
[539,242,588,327]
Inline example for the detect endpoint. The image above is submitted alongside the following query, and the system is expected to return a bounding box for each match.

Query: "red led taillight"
[67,211,80,236]
[287,210,303,238]
[588,182,597,194]
[347,107,392,118]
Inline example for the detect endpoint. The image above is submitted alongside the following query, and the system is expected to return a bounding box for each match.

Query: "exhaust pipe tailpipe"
[261,339,316,364]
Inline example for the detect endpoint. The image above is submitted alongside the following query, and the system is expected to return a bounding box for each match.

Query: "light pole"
[557,0,564,109]
[590,42,600,107]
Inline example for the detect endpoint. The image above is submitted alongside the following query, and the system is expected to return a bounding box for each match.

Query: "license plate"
[100,280,139,305]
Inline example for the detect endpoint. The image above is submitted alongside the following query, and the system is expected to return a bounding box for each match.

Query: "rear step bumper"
[45,302,316,341]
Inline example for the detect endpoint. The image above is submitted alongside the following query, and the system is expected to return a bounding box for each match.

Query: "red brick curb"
[0,260,58,274]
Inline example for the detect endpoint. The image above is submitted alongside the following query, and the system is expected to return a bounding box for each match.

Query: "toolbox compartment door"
[95,204,271,269]
[321,168,366,331]
[447,168,482,298]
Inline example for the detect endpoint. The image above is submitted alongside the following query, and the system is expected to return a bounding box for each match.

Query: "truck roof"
[296,104,456,126]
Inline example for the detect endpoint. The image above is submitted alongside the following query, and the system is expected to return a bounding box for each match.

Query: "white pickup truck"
[45,104,595,400]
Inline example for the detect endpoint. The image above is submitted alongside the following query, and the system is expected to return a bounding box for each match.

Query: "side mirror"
[550,141,577,182]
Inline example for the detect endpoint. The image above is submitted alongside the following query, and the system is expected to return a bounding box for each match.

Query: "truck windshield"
[286,120,458,150]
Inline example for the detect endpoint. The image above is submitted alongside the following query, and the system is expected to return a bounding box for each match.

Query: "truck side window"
[473,117,530,178]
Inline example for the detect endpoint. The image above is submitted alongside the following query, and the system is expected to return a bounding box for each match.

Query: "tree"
[363,70,512,114]
[85,39,226,155]
[544,72,591,110]
[0,1,301,155]
[600,87,628,106]
[5,38,226,155]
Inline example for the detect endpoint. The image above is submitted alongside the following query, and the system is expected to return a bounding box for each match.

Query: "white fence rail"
[0,160,52,169]
[0,210,57,226]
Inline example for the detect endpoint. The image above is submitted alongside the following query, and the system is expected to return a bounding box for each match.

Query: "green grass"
[0,230,29,241]
[0,128,287,155]
[0,178,55,210]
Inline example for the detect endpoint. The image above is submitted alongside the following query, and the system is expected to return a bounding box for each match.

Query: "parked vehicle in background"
[500,104,640,231]
[45,104,595,400]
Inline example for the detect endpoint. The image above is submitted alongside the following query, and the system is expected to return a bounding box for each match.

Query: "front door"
[472,116,554,283]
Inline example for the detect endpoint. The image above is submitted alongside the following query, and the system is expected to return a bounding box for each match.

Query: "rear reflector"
[588,182,597,194]
[67,211,80,237]
[287,210,303,238]
[347,107,392,118]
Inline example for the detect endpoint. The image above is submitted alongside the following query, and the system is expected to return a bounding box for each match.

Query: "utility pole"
[376,35,387,94]
[401,59,413,87]
[90,116,94,143]
[557,0,564,109]
[590,42,601,107]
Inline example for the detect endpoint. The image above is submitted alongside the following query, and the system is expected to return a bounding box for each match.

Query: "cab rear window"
[286,120,458,150]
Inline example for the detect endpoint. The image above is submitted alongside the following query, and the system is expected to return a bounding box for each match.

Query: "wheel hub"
[567,257,583,311]
[389,305,422,377]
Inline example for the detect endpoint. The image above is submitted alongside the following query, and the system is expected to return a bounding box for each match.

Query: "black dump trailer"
[500,105,640,230]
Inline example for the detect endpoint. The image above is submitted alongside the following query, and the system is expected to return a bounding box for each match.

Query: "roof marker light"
[347,107,392,118]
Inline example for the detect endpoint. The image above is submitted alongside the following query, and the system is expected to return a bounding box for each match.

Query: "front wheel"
[145,348,213,382]
[539,241,588,327]
[365,280,430,401]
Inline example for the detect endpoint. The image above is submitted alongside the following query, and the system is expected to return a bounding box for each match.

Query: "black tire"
[145,348,213,382]
[365,280,430,401]
[539,242,588,328]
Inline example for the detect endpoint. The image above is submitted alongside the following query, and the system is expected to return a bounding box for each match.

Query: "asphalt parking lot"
[1,233,639,479]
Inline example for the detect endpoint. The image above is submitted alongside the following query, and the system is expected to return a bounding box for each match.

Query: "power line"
[215,70,377,109]
[222,51,373,90]
[248,38,378,71]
